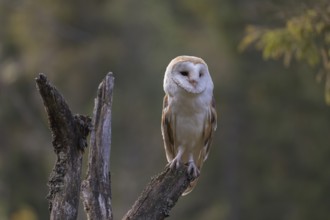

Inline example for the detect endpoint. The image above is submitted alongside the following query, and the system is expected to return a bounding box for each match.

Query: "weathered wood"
[81,73,114,220]
[36,73,91,220]
[122,165,195,220]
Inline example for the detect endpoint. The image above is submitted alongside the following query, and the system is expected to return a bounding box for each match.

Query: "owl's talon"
[187,161,200,178]
[169,158,181,170]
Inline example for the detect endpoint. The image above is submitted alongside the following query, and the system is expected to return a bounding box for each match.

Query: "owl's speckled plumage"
[161,55,217,195]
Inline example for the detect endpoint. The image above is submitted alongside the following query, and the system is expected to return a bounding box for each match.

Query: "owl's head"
[164,56,213,95]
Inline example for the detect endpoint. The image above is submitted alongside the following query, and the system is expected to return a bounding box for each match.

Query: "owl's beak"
[189,79,197,87]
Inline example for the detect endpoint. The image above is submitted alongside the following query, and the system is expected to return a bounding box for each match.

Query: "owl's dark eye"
[199,72,204,77]
[180,71,189,76]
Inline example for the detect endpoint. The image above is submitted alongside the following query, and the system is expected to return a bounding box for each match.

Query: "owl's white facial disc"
[171,62,209,94]
[163,56,214,96]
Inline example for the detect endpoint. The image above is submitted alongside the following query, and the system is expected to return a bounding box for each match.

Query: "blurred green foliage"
[1,0,330,220]
[240,3,330,104]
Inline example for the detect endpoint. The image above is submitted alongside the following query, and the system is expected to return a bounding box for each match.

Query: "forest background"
[0,0,329,220]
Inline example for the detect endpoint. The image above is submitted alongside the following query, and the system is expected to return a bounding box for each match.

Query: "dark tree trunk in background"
[36,73,194,220]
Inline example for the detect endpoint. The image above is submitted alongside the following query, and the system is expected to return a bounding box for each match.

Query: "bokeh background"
[1,0,330,219]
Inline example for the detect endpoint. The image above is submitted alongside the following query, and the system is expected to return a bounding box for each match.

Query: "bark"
[36,73,91,220]
[81,73,114,220]
[122,165,195,220]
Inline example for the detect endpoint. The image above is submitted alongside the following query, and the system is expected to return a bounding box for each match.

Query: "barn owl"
[161,55,217,195]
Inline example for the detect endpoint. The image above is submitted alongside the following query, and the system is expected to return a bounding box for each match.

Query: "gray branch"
[81,73,114,220]
[122,165,195,220]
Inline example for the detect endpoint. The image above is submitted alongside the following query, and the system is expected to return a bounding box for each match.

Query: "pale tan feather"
[161,94,176,162]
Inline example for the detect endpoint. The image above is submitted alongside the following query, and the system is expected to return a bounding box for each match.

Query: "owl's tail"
[182,177,199,196]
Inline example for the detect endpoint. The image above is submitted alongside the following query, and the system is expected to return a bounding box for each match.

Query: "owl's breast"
[175,112,205,143]
[169,89,211,144]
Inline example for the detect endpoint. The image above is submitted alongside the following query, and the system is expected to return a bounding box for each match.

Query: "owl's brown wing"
[199,96,217,166]
[161,94,176,162]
